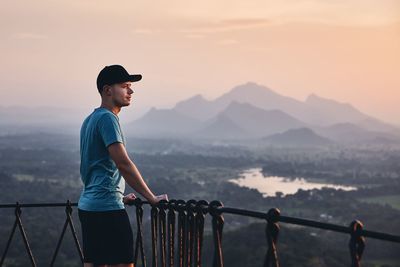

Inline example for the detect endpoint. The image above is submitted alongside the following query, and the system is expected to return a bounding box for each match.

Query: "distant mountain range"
[126,82,400,145]
[1,82,399,146]
[174,82,395,131]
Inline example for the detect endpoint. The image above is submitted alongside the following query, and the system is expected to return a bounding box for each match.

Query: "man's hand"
[156,194,168,202]
[123,193,137,204]
[149,194,169,205]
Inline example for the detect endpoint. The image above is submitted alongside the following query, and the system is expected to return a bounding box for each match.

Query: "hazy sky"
[1,0,399,124]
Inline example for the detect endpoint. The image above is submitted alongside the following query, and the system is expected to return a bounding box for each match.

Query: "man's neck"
[100,102,121,116]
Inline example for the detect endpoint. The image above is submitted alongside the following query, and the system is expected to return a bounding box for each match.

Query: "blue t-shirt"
[78,107,126,211]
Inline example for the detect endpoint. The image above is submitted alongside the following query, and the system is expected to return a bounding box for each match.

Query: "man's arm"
[107,142,158,205]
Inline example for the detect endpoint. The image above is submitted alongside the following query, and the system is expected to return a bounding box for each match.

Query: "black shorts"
[78,208,134,265]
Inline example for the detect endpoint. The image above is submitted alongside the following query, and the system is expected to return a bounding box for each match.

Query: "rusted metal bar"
[133,198,147,267]
[0,213,18,266]
[358,229,399,243]
[176,200,187,267]
[158,200,168,267]
[349,220,365,267]
[185,200,197,267]
[151,204,159,267]
[50,209,70,266]
[50,200,83,266]
[210,200,224,267]
[0,203,78,208]
[167,199,176,267]
[65,201,84,262]
[194,200,208,267]
[15,203,36,266]
[264,208,280,267]
[0,203,37,266]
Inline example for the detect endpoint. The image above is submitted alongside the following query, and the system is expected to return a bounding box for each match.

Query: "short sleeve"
[97,113,124,147]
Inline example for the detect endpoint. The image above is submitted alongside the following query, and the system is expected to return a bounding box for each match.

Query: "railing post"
[0,206,19,266]
[194,200,208,267]
[0,202,37,266]
[210,200,224,267]
[16,203,37,266]
[66,200,84,262]
[176,200,187,267]
[158,200,168,267]
[349,220,365,267]
[167,199,176,267]
[185,199,197,267]
[264,208,280,267]
[133,198,147,267]
[151,203,159,267]
[50,200,83,266]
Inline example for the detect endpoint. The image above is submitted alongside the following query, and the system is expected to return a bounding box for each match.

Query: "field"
[359,195,400,210]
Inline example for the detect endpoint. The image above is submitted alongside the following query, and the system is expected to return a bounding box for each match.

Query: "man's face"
[108,82,134,107]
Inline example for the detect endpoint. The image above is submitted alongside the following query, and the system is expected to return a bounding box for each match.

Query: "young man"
[78,65,168,267]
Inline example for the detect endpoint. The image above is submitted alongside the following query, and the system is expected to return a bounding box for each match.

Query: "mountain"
[213,82,308,118]
[126,108,201,137]
[194,114,249,139]
[263,128,334,146]
[304,94,366,125]
[304,94,397,131]
[174,94,217,121]
[208,101,307,138]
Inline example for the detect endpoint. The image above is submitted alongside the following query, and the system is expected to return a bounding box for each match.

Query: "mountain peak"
[175,94,208,107]
[188,94,206,101]
[305,93,353,109]
[305,93,319,101]
[242,81,261,87]
[148,107,157,113]
[229,81,275,95]
[215,82,282,108]
[173,94,212,121]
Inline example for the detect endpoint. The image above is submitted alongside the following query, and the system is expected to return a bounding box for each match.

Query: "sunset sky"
[1,0,399,124]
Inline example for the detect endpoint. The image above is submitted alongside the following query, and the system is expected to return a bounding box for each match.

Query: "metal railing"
[1,199,399,267]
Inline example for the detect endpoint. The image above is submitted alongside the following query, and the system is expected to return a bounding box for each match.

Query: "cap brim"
[129,74,142,82]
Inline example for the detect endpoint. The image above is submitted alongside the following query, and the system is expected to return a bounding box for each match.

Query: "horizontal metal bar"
[361,229,400,243]
[0,203,78,208]
[218,207,268,220]
[278,215,350,233]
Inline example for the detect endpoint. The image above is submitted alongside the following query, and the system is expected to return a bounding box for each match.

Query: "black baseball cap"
[96,65,142,93]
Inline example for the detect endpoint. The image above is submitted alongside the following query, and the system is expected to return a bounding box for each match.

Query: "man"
[78,64,168,267]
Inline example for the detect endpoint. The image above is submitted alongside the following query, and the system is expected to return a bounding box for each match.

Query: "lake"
[229,168,357,197]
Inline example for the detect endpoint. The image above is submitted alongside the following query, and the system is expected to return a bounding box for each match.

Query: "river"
[229,168,357,197]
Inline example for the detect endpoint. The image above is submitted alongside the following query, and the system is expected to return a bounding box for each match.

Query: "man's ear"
[103,85,112,96]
